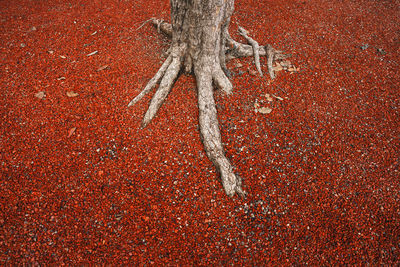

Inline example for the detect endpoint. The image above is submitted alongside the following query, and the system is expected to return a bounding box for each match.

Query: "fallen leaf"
[273,63,283,72]
[280,60,291,69]
[67,127,76,138]
[66,91,79,97]
[254,102,260,109]
[86,51,98,57]
[288,65,299,73]
[258,107,272,114]
[35,91,46,99]
[272,94,284,101]
[97,65,109,71]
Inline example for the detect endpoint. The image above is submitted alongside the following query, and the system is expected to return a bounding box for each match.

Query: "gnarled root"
[238,26,263,76]
[128,50,182,128]
[141,53,182,128]
[140,19,288,80]
[129,18,290,197]
[212,66,232,94]
[195,60,245,197]
[225,35,287,80]
[128,55,172,107]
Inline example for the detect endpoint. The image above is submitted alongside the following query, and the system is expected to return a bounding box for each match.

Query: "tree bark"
[129,0,287,196]
[170,0,244,196]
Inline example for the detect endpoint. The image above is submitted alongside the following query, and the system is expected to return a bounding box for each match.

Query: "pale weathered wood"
[128,55,172,107]
[128,0,289,196]
[238,26,262,76]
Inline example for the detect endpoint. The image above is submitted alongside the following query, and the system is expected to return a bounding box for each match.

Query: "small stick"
[136,18,155,31]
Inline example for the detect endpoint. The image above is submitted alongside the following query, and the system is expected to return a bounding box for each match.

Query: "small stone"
[258,107,272,114]
[35,91,46,99]
[66,91,79,97]
[376,48,386,55]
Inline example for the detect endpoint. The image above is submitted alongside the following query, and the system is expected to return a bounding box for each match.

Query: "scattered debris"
[35,91,46,99]
[57,77,66,81]
[254,101,272,114]
[67,127,76,138]
[91,31,97,36]
[66,91,79,97]
[376,48,386,55]
[265,93,273,102]
[97,65,109,71]
[288,65,299,73]
[86,51,98,57]
[273,63,283,72]
[60,55,66,59]
[360,44,369,50]
[258,107,272,114]
[271,94,284,101]
[273,60,299,73]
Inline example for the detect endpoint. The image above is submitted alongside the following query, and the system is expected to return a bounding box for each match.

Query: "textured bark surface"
[129,0,285,196]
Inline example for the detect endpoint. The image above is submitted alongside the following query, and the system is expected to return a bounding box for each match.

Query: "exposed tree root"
[195,60,245,197]
[128,18,289,197]
[141,52,182,128]
[238,26,262,76]
[127,55,172,107]
[212,66,233,94]
[225,37,287,80]
[143,18,287,79]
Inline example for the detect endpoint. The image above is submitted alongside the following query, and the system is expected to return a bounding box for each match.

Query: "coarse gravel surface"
[1,0,399,265]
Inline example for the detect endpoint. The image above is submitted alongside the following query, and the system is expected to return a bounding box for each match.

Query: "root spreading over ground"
[129,18,287,196]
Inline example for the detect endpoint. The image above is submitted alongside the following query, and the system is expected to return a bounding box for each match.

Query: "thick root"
[140,18,288,80]
[226,36,287,79]
[128,55,172,107]
[212,66,233,94]
[238,26,263,76]
[131,18,291,197]
[195,61,245,197]
[141,54,182,128]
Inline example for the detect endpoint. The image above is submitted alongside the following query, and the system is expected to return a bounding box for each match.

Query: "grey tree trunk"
[129,0,287,197]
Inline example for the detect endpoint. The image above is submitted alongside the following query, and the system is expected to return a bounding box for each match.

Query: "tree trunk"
[129,0,287,197]
[171,0,244,196]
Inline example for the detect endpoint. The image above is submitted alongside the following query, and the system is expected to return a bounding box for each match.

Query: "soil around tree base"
[0,0,399,265]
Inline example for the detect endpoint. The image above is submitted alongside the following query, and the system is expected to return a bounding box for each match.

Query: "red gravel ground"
[1,0,399,265]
